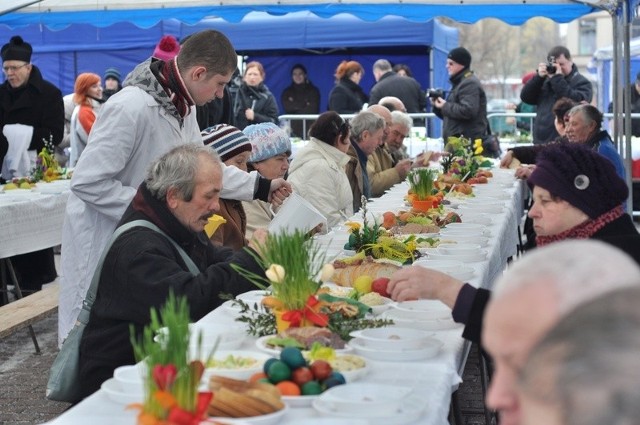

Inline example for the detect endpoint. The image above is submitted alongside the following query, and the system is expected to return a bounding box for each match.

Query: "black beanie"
[448,47,471,68]
[1,36,32,63]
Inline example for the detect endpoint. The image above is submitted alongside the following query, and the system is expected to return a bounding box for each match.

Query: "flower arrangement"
[129,293,212,425]
[231,230,334,331]
[440,135,488,181]
[343,197,384,254]
[344,197,417,263]
[230,227,393,340]
[31,135,63,182]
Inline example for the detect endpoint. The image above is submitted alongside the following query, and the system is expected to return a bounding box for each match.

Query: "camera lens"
[546,64,556,74]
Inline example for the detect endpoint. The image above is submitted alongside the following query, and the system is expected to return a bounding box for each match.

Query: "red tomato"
[310,360,333,381]
[371,277,390,297]
[291,367,314,387]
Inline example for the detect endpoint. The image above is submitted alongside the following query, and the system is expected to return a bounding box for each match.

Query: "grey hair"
[519,286,640,425]
[567,103,603,129]
[492,240,640,316]
[391,110,413,129]
[145,144,221,202]
[373,59,392,73]
[349,111,385,143]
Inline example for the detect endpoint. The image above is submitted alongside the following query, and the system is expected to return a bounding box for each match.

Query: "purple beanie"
[528,143,628,219]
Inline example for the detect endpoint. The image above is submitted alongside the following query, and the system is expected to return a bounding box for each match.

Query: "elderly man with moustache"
[76,144,268,400]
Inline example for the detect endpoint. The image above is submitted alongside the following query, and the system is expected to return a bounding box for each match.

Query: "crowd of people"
[1,28,639,423]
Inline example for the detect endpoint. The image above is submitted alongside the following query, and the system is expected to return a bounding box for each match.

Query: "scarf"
[153,58,194,118]
[536,205,625,247]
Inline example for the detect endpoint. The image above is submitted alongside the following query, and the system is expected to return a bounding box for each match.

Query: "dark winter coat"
[0,65,64,169]
[77,182,264,399]
[233,82,279,130]
[328,78,368,114]
[520,64,592,144]
[281,81,320,138]
[369,72,426,114]
[433,69,489,141]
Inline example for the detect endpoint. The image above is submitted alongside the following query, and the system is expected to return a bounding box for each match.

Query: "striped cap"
[202,124,253,162]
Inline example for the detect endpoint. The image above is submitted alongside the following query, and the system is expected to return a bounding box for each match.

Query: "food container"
[202,350,271,381]
[349,327,432,350]
[113,364,145,395]
[318,383,412,415]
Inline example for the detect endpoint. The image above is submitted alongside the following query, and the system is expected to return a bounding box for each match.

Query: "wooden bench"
[0,282,59,353]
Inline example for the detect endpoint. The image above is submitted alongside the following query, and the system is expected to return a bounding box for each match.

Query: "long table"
[44,168,524,425]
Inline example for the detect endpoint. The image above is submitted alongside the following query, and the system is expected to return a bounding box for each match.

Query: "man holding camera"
[430,47,489,142]
[520,45,592,144]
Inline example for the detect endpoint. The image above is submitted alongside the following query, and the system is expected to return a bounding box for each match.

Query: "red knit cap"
[153,35,180,62]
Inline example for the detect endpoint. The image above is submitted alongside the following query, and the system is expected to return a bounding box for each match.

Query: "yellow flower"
[43,168,60,182]
[405,240,417,253]
[473,139,484,156]
[344,221,361,232]
[319,264,334,282]
[265,264,286,284]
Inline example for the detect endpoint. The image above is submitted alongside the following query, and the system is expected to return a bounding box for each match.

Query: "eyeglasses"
[2,63,29,73]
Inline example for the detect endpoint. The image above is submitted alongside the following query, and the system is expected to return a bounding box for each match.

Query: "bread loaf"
[207,375,284,418]
[332,262,400,287]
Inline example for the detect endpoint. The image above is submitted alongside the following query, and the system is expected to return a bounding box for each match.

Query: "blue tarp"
[0,12,457,122]
[0,3,597,29]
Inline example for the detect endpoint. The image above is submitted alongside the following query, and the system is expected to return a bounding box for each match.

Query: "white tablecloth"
[44,170,524,425]
[0,180,70,258]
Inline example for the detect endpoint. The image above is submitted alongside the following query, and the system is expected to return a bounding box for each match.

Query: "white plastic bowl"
[439,234,489,246]
[156,323,246,353]
[113,364,145,395]
[459,214,493,225]
[318,383,412,415]
[202,350,270,381]
[394,300,450,315]
[349,337,443,361]
[382,307,459,331]
[429,248,487,263]
[348,327,432,350]
[440,227,488,237]
[101,378,143,405]
[459,204,504,214]
[443,222,487,232]
[438,243,482,255]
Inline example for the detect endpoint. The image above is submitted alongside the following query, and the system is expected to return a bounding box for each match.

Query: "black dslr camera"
[546,56,557,75]
[427,88,445,100]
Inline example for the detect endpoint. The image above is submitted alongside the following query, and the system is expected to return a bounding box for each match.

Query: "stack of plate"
[413,258,475,281]
[381,300,460,331]
[312,383,424,424]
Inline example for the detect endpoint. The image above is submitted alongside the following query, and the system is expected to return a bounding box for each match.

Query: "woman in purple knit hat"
[384,143,640,346]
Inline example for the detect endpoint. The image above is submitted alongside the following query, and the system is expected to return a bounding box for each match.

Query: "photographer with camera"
[430,47,490,145]
[521,45,592,144]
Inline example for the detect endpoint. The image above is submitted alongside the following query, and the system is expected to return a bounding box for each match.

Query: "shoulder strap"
[77,219,200,325]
